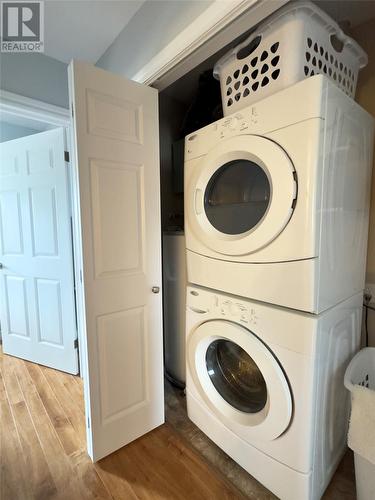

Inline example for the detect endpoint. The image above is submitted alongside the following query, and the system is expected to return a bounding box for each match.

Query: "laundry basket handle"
[329,30,366,66]
[236,34,262,60]
[329,33,345,53]
[312,2,367,65]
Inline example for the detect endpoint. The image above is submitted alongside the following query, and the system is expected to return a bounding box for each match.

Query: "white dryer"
[186,285,362,500]
[184,75,374,313]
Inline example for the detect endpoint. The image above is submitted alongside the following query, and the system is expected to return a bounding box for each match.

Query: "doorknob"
[152,286,160,294]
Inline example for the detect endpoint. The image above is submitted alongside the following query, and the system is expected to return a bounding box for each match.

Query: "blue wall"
[0,53,69,108]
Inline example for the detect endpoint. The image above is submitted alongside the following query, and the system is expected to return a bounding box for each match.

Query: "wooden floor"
[0,351,247,500]
[0,349,245,500]
[0,349,357,500]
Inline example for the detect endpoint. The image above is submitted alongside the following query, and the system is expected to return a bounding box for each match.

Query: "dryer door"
[188,320,292,440]
[187,135,297,256]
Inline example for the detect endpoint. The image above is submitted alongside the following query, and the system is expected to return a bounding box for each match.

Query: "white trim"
[131,0,256,84]
[0,90,70,127]
[131,0,289,90]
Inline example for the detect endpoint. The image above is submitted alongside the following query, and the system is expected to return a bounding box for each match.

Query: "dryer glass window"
[206,339,267,413]
[204,160,270,235]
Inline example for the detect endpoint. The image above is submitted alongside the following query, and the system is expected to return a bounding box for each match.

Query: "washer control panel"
[216,297,252,324]
[187,287,259,326]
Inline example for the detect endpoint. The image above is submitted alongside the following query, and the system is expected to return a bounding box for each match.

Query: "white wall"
[97,0,213,77]
[0,121,39,142]
[0,53,69,108]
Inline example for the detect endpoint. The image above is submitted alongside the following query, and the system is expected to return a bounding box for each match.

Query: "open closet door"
[68,61,164,461]
[0,129,78,374]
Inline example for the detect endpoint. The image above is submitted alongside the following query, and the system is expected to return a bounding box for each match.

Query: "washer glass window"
[204,159,271,235]
[206,339,267,413]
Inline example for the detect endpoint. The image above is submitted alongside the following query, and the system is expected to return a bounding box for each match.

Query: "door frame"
[0,90,84,374]
[0,90,70,127]
[130,0,289,90]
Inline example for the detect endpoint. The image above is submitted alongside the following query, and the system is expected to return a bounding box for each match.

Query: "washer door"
[188,320,292,440]
[187,135,297,256]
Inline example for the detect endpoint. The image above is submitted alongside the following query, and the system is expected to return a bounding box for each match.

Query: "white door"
[0,128,78,374]
[68,61,164,461]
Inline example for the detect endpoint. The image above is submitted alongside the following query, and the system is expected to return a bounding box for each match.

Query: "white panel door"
[0,128,78,374]
[68,61,164,461]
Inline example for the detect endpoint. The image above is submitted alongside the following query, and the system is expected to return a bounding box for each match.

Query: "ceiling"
[43,0,145,64]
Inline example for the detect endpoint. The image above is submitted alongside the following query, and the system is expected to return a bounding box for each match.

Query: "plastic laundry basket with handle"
[344,348,375,500]
[214,0,368,116]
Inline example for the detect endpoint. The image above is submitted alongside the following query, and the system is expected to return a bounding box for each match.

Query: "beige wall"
[352,19,375,284]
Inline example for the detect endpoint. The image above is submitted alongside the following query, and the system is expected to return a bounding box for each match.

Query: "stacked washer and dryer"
[183,28,374,500]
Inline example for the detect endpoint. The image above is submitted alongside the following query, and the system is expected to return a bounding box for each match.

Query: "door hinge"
[79,270,83,283]
[71,104,74,118]
[64,151,70,162]
[74,338,78,349]
[87,417,90,429]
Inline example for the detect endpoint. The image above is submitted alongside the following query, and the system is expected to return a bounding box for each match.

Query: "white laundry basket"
[344,348,375,500]
[214,1,368,115]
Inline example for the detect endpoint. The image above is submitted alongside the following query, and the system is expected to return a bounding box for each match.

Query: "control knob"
[228,117,238,130]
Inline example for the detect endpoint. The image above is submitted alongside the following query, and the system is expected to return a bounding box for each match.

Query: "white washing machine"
[184,75,374,313]
[186,285,362,500]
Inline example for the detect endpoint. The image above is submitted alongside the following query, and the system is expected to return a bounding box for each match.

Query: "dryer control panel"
[185,110,255,159]
[184,76,327,162]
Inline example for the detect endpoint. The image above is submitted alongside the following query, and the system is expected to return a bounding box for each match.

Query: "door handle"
[0,263,3,269]
[188,306,208,314]
[152,286,160,294]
